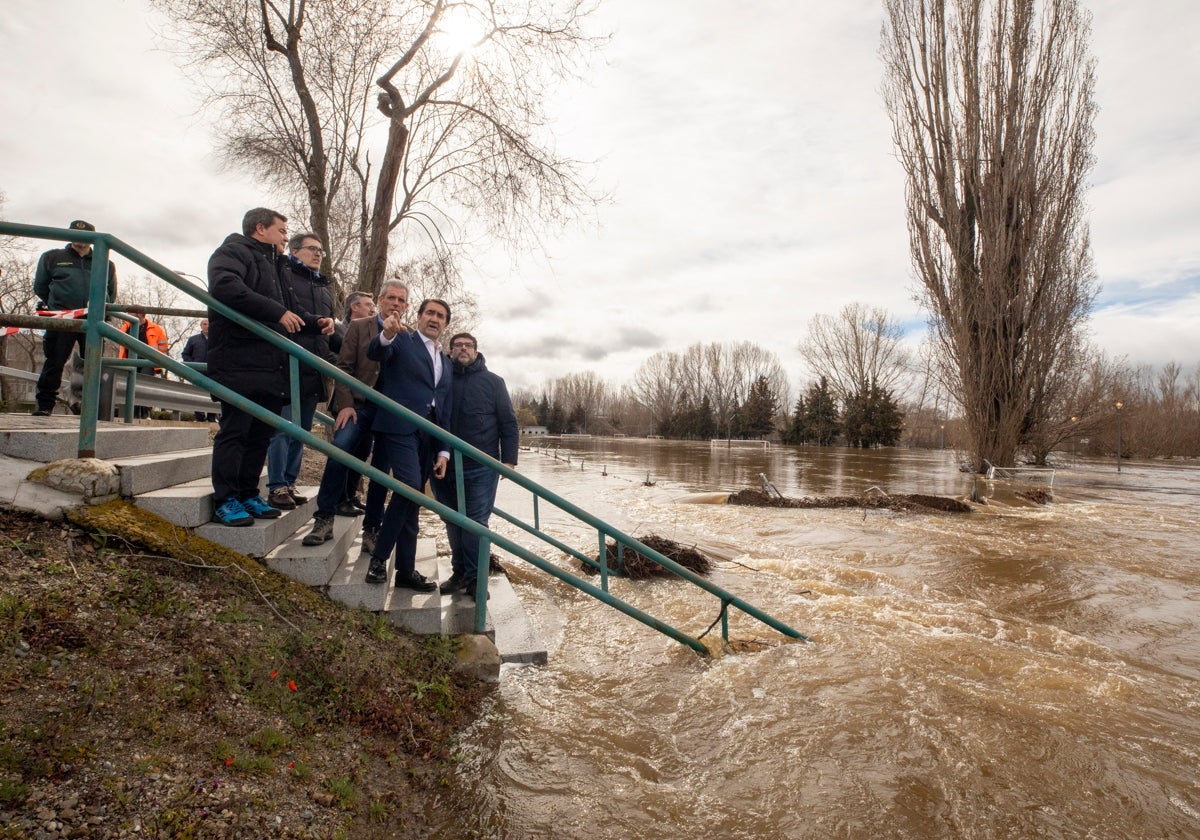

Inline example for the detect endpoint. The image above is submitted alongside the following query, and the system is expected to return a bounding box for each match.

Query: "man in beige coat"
[301,280,408,551]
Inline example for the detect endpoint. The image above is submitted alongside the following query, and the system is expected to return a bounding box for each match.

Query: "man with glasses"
[301,281,406,550]
[431,333,518,599]
[265,233,338,510]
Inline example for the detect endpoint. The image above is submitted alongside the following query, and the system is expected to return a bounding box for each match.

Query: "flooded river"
[445,439,1200,839]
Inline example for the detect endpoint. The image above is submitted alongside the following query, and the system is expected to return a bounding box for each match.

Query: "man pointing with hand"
[362,298,453,591]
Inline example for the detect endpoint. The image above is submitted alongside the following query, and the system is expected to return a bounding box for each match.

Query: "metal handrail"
[0,221,812,651]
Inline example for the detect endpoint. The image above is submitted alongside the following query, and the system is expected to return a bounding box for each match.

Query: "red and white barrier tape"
[2,309,90,337]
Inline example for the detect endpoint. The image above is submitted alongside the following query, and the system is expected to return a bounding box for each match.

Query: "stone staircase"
[0,416,546,665]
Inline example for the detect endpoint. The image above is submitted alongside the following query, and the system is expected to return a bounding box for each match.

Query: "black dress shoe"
[461,585,489,602]
[439,575,467,594]
[364,555,388,584]
[335,500,364,517]
[394,570,437,592]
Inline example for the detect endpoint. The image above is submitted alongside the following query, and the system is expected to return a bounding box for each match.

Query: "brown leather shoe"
[267,487,296,510]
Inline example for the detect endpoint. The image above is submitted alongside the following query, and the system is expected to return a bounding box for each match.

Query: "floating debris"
[581,535,713,579]
[726,488,972,513]
[1016,487,1053,505]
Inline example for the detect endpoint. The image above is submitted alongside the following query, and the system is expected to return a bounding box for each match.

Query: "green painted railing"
[0,221,812,652]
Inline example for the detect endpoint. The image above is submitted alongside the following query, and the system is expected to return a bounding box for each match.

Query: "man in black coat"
[265,232,338,510]
[206,207,333,527]
[430,332,519,599]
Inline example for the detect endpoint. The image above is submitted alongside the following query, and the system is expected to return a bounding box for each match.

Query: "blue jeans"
[432,462,499,581]
[313,405,389,529]
[267,398,318,491]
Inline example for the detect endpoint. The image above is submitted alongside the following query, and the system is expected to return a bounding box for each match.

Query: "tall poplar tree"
[881,0,1098,470]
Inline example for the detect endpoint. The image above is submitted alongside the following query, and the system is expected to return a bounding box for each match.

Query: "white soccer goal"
[710,439,770,449]
[986,465,1056,487]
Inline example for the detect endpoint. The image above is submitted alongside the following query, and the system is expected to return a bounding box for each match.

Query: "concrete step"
[326,547,391,610]
[194,487,317,557]
[484,574,547,665]
[385,557,446,634]
[137,476,269,528]
[328,540,444,636]
[0,416,210,461]
[112,447,212,496]
[264,513,361,587]
[436,558,546,664]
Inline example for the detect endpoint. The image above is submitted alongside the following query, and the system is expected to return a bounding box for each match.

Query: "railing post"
[598,530,608,592]
[288,355,301,424]
[453,450,466,512]
[76,238,110,457]
[474,536,490,633]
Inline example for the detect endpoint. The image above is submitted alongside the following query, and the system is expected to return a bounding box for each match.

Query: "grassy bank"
[0,504,490,838]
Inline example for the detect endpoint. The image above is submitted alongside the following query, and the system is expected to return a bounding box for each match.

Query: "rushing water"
[442,438,1200,839]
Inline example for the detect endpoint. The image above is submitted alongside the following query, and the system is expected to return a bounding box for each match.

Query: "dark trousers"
[211,399,281,502]
[432,463,499,581]
[35,330,85,411]
[313,405,389,530]
[371,430,434,578]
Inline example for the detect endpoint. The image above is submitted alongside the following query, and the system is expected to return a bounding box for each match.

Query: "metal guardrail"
[0,220,811,652]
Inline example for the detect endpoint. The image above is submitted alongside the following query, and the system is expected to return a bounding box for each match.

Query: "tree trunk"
[361,89,410,295]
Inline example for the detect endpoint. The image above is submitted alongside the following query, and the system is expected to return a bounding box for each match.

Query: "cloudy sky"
[2,0,1198,395]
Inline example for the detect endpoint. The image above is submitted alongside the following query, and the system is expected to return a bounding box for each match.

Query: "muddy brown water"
[438,439,1199,839]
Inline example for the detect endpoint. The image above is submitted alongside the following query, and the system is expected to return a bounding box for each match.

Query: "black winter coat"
[205,233,323,403]
[448,353,519,466]
[279,256,337,402]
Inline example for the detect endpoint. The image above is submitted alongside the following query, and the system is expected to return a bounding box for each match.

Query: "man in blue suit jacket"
[363,298,453,590]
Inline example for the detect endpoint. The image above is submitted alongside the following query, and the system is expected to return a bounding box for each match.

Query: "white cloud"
[2,0,1198,394]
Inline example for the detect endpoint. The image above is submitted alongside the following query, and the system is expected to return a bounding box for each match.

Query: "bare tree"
[1023,341,1122,463]
[117,275,203,367]
[881,0,1099,471]
[630,351,685,434]
[0,193,41,405]
[551,370,607,431]
[390,254,479,339]
[700,342,742,439]
[798,302,910,404]
[152,0,602,303]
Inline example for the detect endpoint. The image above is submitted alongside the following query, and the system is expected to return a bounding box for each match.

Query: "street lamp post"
[1070,416,1077,465]
[1115,401,1124,473]
[939,424,945,450]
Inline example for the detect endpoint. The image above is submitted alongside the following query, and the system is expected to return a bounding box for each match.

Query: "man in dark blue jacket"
[30,219,118,416]
[181,318,209,366]
[362,299,453,591]
[206,208,333,527]
[182,319,215,422]
[431,332,518,599]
